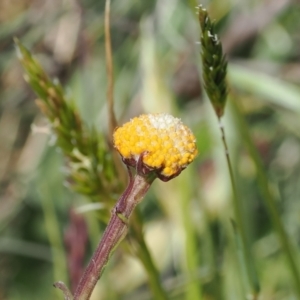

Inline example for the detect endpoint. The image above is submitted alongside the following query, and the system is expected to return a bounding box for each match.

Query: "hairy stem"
[72,171,155,300]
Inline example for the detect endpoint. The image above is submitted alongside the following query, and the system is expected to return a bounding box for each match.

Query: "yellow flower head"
[113,113,198,180]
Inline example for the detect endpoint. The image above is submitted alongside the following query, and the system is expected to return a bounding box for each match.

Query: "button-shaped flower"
[113,113,198,181]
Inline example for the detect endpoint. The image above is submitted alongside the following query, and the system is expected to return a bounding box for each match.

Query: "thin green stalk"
[104,0,117,137]
[218,117,260,298]
[197,5,259,296]
[180,171,202,300]
[131,212,169,300]
[231,98,300,298]
[205,219,225,300]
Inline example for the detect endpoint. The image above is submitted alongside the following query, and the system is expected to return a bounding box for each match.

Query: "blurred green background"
[1,0,300,299]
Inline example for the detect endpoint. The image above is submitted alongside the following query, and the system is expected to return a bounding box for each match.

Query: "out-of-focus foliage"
[1,0,300,300]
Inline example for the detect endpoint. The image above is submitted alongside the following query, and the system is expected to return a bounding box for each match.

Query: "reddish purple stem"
[72,171,155,300]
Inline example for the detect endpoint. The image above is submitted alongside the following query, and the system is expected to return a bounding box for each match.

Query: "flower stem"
[72,169,155,300]
[218,117,260,297]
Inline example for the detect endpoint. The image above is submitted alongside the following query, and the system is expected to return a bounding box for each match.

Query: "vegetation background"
[1,0,300,299]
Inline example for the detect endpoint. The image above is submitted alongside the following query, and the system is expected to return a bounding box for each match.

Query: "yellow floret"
[113,113,197,177]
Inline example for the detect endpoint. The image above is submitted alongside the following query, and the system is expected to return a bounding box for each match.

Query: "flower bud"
[113,113,197,181]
